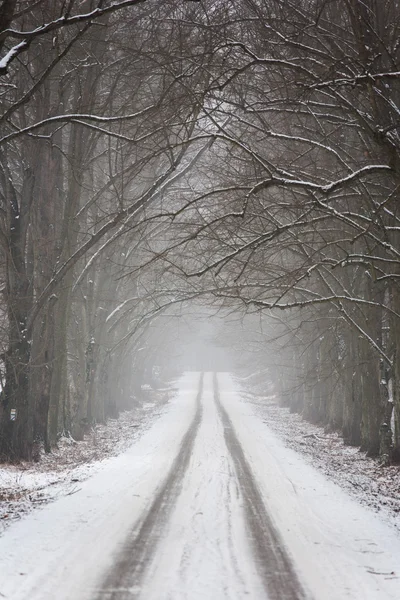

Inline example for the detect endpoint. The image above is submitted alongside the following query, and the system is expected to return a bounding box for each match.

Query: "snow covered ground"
[0,372,399,600]
[0,388,170,533]
[138,373,265,600]
[245,389,400,531]
[218,373,400,600]
[0,374,198,600]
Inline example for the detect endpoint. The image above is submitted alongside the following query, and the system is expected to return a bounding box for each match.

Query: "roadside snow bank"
[0,388,170,534]
[218,373,400,600]
[245,391,400,528]
[0,372,200,600]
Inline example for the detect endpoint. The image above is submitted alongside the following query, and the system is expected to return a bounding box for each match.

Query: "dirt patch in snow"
[0,387,174,535]
[244,391,400,532]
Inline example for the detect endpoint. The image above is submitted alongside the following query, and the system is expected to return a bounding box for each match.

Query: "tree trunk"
[0,172,34,460]
[342,330,362,446]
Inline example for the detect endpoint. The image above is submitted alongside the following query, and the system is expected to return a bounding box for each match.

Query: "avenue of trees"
[1,0,400,464]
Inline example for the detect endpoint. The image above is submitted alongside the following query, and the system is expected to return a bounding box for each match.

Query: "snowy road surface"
[1,373,400,600]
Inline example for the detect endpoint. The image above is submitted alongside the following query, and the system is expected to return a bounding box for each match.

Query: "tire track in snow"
[139,372,265,599]
[213,373,308,600]
[96,372,204,599]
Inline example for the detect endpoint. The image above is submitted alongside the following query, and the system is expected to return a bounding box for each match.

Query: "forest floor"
[0,386,172,534]
[243,385,400,532]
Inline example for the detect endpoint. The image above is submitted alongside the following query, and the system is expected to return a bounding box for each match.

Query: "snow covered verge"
[0,386,172,535]
[239,380,400,532]
[219,373,400,600]
[0,373,200,600]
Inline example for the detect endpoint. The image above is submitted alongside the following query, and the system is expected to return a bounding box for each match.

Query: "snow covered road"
[1,372,400,600]
[99,372,296,600]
